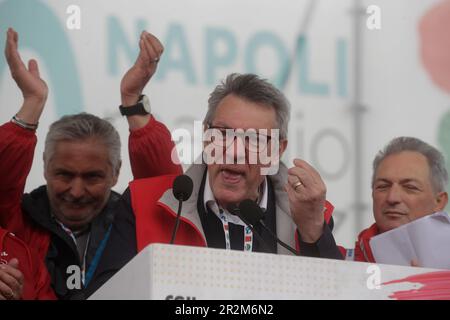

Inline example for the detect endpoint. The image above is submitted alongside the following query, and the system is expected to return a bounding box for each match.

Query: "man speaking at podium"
[90,71,343,296]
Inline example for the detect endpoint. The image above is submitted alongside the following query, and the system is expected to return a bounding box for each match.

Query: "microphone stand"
[232,208,274,254]
[170,199,183,244]
[258,220,299,256]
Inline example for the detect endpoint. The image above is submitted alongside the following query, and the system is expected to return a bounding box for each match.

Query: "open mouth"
[220,167,245,184]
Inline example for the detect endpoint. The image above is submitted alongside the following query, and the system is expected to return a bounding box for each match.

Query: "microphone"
[170,175,194,244]
[238,199,299,256]
[227,204,273,253]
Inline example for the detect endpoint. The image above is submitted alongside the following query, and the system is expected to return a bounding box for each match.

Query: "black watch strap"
[119,95,149,116]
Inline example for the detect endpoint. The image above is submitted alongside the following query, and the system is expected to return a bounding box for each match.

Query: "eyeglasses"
[205,124,273,153]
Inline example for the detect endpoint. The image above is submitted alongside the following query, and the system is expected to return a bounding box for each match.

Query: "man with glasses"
[203,124,277,174]
[88,73,343,295]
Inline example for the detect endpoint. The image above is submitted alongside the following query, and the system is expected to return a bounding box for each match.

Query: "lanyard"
[57,222,112,286]
[57,222,88,284]
[218,210,253,252]
[345,248,355,261]
[84,225,111,286]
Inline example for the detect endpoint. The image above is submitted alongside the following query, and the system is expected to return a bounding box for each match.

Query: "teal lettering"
[107,16,147,76]
[0,0,83,116]
[297,35,329,96]
[244,31,289,88]
[205,27,237,85]
[156,24,197,84]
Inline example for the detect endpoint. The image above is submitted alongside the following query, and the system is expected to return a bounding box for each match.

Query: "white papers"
[370,211,450,269]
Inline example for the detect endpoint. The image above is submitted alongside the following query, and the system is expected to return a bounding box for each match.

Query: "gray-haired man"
[345,136,448,262]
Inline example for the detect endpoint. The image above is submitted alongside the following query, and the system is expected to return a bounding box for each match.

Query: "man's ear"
[435,191,448,211]
[43,153,49,181]
[279,139,288,158]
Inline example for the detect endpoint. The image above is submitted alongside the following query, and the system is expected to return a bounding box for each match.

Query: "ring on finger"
[292,180,303,191]
[4,289,14,300]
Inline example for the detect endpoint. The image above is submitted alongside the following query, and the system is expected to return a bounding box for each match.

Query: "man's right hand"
[0,259,24,300]
[120,31,163,130]
[120,31,163,107]
[5,28,48,124]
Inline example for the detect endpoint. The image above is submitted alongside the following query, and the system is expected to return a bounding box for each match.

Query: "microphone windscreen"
[172,174,194,201]
[238,199,264,226]
[226,204,240,216]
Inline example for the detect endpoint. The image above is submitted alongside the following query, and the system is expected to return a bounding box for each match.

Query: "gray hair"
[372,136,448,193]
[44,113,121,172]
[204,73,291,139]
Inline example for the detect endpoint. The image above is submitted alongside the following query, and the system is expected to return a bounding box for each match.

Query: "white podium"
[90,244,449,300]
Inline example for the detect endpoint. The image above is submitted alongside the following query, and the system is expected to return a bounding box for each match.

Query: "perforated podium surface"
[90,244,449,300]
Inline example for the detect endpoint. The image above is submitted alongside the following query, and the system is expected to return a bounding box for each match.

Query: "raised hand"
[5,28,48,106]
[120,31,164,107]
[285,158,327,243]
[4,28,47,124]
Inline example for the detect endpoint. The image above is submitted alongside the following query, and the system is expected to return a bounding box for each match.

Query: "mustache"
[60,194,94,205]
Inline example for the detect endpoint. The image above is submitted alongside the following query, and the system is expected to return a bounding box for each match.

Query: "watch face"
[141,95,151,113]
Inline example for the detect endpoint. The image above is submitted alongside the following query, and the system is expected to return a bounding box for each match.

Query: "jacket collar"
[356,223,379,262]
[157,161,298,254]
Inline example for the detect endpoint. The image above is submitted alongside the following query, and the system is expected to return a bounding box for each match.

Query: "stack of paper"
[370,211,450,269]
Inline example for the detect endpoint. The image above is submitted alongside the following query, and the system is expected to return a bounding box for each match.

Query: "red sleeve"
[129,115,183,179]
[0,122,36,232]
[338,246,348,259]
[1,229,56,300]
[324,200,334,224]
[294,200,336,252]
[32,250,57,300]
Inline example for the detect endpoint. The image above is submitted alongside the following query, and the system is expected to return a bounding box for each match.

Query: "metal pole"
[279,0,317,90]
[351,0,368,232]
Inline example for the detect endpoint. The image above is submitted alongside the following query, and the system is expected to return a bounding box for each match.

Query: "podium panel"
[90,244,450,300]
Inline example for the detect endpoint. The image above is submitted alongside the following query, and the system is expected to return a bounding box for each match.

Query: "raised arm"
[4,28,47,124]
[120,31,182,179]
[0,28,48,230]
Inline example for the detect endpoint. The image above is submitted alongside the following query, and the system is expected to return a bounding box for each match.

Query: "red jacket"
[341,223,379,262]
[0,228,56,300]
[129,164,336,254]
[130,174,206,251]
[0,117,182,298]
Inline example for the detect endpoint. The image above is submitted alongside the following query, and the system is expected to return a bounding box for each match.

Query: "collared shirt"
[54,218,91,284]
[203,171,268,225]
[53,217,90,262]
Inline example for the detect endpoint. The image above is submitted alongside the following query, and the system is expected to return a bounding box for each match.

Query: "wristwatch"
[119,94,151,116]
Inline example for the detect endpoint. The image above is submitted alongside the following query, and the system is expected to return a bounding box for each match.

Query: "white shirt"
[203,171,268,227]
